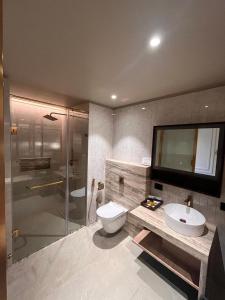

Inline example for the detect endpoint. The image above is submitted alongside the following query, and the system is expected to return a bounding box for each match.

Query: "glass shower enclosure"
[10,97,88,262]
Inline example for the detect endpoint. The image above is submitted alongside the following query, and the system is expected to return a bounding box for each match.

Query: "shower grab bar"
[26,180,64,190]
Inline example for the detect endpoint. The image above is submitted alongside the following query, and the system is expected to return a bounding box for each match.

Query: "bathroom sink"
[164,203,206,237]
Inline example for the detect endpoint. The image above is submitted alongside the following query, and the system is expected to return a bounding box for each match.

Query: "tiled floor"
[13,209,83,262]
[7,222,193,300]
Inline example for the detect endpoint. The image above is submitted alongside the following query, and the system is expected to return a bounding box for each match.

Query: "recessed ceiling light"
[111,94,117,100]
[149,36,161,48]
[112,113,116,116]
[141,107,146,110]
[204,105,209,108]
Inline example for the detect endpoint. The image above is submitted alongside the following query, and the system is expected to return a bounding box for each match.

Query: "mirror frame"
[151,122,225,197]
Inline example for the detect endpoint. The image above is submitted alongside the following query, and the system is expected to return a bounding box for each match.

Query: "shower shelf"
[19,157,51,171]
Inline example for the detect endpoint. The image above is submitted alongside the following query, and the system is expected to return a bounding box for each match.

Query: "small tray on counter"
[141,196,163,211]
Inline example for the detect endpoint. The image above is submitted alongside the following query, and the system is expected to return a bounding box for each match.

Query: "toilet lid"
[96,201,127,219]
[70,187,86,198]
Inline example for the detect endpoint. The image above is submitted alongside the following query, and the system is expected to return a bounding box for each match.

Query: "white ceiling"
[3,0,225,108]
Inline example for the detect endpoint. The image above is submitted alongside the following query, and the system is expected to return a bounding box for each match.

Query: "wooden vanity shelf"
[133,229,201,290]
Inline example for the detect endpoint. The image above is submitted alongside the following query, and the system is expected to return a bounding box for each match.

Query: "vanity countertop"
[130,205,214,262]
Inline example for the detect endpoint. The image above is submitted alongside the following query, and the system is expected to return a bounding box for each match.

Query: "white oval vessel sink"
[164,203,206,237]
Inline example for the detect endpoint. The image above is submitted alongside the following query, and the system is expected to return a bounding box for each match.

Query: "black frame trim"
[151,122,225,197]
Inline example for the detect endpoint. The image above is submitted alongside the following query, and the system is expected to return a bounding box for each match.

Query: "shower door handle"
[26,180,64,190]
[12,228,21,238]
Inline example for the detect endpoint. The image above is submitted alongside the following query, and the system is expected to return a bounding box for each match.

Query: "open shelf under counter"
[133,229,200,290]
[130,206,215,299]
[130,205,214,263]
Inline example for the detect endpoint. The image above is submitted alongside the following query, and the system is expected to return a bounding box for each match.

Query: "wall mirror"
[151,123,225,197]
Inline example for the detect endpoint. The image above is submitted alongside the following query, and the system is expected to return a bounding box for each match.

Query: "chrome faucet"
[184,195,193,208]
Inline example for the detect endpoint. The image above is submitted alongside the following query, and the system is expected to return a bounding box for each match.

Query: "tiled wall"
[87,103,113,224]
[105,159,150,236]
[105,159,150,210]
[112,86,225,228]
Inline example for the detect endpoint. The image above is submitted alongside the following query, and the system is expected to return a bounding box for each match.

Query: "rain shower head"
[43,114,58,121]
[43,111,88,121]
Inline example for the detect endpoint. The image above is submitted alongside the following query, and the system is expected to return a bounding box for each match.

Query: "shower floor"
[13,194,85,262]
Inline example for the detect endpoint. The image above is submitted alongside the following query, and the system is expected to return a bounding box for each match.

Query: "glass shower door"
[11,98,68,262]
[67,110,88,233]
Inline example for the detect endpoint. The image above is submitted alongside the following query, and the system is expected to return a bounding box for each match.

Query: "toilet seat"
[96,201,128,220]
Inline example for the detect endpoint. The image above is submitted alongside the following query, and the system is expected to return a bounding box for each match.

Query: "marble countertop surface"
[130,205,214,262]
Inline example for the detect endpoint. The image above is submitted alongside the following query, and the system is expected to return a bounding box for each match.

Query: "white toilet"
[96,201,128,234]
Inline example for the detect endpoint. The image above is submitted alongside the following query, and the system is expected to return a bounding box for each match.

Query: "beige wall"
[113,86,225,228]
[87,103,113,223]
